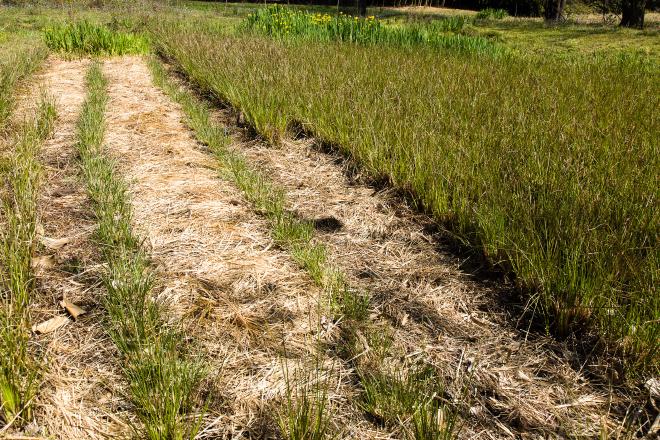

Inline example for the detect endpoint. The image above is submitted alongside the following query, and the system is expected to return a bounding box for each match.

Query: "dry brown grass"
[10,57,131,439]
[100,56,387,439]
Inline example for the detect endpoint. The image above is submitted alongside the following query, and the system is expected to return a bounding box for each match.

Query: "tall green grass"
[0,43,48,128]
[241,6,500,55]
[43,21,149,56]
[76,62,204,439]
[0,97,56,426]
[474,8,509,20]
[154,28,659,375]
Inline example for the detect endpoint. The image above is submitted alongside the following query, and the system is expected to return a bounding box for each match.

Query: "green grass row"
[76,62,204,439]
[43,21,149,56]
[148,57,462,439]
[0,96,56,426]
[153,27,659,375]
[0,42,49,128]
[240,6,501,55]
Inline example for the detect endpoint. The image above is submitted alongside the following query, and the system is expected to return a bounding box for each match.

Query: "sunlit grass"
[154,27,659,376]
[44,21,149,55]
[0,42,48,128]
[241,5,500,55]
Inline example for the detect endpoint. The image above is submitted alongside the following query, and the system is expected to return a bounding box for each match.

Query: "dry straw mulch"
[229,127,639,438]
[6,57,131,439]
[101,56,389,439]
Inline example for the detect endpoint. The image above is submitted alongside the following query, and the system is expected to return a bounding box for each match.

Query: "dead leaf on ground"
[32,255,56,270]
[41,236,72,250]
[32,316,69,334]
[59,299,87,320]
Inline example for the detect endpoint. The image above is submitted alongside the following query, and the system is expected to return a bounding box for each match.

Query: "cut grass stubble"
[75,61,204,440]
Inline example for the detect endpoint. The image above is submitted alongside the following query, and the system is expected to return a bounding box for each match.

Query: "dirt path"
[101,56,390,439]
[224,135,633,437]
[7,58,131,439]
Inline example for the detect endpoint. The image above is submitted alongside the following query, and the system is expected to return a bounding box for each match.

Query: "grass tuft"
[360,366,461,439]
[0,43,48,129]
[279,359,333,440]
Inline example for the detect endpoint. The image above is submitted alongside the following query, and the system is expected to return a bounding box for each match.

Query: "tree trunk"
[620,0,646,28]
[544,0,566,21]
[357,0,367,17]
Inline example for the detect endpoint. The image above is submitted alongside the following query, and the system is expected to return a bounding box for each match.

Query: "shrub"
[475,8,510,20]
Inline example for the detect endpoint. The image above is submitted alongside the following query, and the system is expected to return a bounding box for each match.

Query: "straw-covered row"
[148,58,462,440]
[0,96,56,426]
[75,61,205,440]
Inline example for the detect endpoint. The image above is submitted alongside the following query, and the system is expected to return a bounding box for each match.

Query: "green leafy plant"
[241,6,501,55]
[43,21,149,55]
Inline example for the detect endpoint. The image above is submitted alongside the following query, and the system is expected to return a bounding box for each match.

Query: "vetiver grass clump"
[76,62,204,440]
[0,97,56,426]
[241,6,500,55]
[148,57,463,440]
[155,28,659,375]
[44,21,149,56]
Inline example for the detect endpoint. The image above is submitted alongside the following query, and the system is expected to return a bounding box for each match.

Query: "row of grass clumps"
[44,21,149,56]
[0,43,49,128]
[75,62,204,439]
[0,97,56,426]
[154,27,659,377]
[240,5,502,55]
[148,57,462,440]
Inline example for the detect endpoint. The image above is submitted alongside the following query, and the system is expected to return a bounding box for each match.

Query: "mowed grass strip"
[0,96,56,426]
[154,29,659,375]
[149,58,462,440]
[76,61,204,440]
